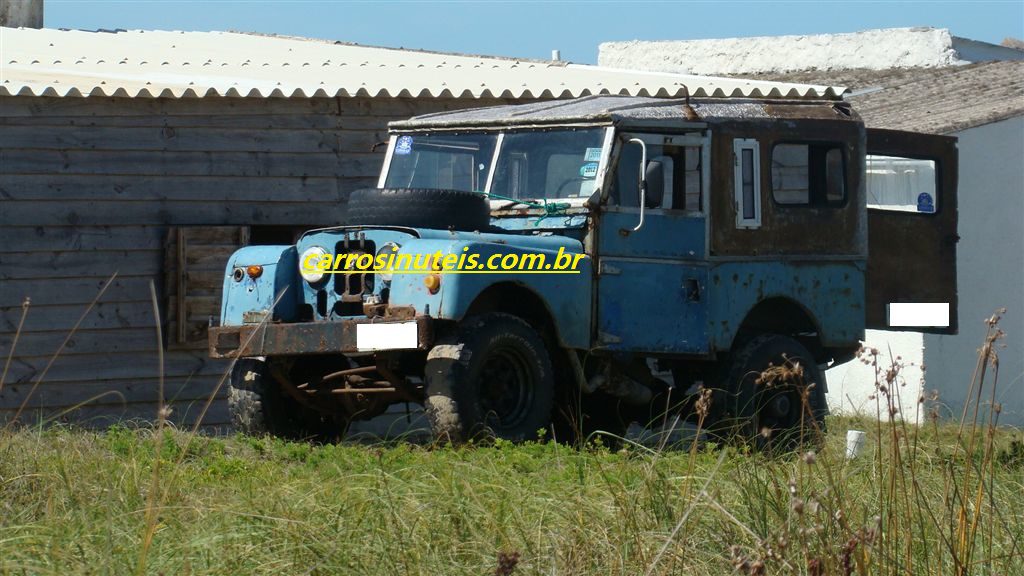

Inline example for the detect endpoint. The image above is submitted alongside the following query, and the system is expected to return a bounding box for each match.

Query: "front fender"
[219,245,301,326]
[387,239,592,348]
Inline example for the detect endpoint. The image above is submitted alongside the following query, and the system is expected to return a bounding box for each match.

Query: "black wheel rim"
[478,344,535,433]
[753,359,807,445]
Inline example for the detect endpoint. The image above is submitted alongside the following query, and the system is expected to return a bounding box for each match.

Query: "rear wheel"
[424,314,555,443]
[717,335,828,451]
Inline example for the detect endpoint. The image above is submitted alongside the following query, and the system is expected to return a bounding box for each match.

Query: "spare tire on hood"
[344,188,491,232]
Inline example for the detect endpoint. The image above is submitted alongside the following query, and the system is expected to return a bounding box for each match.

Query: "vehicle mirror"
[644,161,664,209]
[622,137,650,233]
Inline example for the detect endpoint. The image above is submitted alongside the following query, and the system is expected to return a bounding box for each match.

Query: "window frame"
[768,140,850,209]
[733,138,762,229]
[609,132,708,214]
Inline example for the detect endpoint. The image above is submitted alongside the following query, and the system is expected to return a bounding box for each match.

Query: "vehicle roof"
[389,95,859,131]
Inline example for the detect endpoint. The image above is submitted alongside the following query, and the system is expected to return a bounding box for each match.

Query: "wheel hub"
[769,394,792,418]
[479,346,534,430]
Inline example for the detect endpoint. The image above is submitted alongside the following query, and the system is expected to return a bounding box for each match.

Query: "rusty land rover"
[209,95,957,449]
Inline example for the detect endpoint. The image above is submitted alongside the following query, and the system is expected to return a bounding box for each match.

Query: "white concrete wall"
[923,117,1024,426]
[599,28,966,76]
[825,331,927,423]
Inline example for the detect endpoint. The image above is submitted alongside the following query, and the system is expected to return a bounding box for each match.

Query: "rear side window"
[866,155,938,213]
[771,143,846,206]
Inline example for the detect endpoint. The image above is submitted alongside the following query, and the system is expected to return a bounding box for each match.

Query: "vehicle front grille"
[333,235,375,316]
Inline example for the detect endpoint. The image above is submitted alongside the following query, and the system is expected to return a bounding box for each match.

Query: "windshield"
[384,133,498,192]
[490,128,606,200]
[383,128,607,201]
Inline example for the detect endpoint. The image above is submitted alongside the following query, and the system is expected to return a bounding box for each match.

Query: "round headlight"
[375,242,401,282]
[299,246,328,284]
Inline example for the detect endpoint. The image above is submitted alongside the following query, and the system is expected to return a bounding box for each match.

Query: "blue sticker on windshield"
[916,192,935,213]
[580,162,599,178]
[395,136,413,155]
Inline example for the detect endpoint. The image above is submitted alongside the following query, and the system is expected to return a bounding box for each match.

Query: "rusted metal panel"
[394,97,853,132]
[598,210,706,259]
[709,117,866,258]
[707,261,866,350]
[596,260,710,354]
[208,315,433,358]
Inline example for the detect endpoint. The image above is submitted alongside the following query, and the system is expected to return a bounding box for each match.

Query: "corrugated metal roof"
[0,28,846,100]
[746,61,1024,134]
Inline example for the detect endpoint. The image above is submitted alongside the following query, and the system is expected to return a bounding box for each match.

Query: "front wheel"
[424,314,555,444]
[228,358,330,440]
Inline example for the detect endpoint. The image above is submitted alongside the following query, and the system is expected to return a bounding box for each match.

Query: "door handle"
[684,278,701,302]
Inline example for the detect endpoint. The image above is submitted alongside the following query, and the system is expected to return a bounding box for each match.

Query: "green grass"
[0,416,1022,576]
[1,295,1020,575]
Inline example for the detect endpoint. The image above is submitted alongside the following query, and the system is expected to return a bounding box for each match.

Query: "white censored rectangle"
[356,321,418,351]
[888,303,950,328]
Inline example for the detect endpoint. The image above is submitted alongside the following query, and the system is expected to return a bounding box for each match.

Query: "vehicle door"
[864,128,959,333]
[594,132,711,354]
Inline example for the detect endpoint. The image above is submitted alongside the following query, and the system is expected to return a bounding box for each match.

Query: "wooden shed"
[0,27,840,429]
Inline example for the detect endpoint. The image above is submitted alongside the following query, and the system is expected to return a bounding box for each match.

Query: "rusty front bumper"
[208,316,434,359]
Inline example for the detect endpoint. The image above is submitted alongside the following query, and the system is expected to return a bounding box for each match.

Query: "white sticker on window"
[395,135,413,155]
[584,147,602,162]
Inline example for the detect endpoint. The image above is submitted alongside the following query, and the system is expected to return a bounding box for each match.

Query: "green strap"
[485,192,571,226]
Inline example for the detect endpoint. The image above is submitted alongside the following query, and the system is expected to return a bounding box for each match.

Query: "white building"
[601,29,1024,425]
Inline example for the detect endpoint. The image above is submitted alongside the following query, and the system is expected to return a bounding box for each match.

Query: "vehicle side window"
[866,155,938,213]
[733,138,761,228]
[681,146,702,212]
[771,143,846,206]
[611,142,702,211]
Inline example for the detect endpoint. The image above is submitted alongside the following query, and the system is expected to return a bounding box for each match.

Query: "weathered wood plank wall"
[0,95,519,429]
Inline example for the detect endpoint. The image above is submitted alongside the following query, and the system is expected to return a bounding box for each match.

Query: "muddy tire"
[717,335,828,451]
[228,358,322,439]
[344,188,490,232]
[424,313,555,444]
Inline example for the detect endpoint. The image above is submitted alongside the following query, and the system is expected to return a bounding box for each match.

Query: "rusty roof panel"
[391,95,858,129]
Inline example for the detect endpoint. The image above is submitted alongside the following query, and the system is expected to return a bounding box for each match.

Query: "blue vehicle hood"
[300,222,585,253]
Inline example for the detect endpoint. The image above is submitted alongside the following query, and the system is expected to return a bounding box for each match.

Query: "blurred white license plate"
[356,321,418,351]
[888,303,950,327]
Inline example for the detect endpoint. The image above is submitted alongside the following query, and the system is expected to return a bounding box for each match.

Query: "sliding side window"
[733,138,761,228]
[771,143,846,206]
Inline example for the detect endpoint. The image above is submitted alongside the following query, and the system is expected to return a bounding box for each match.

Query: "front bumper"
[208,316,434,359]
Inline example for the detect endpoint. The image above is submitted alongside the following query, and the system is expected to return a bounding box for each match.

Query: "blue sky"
[46,1,1024,64]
